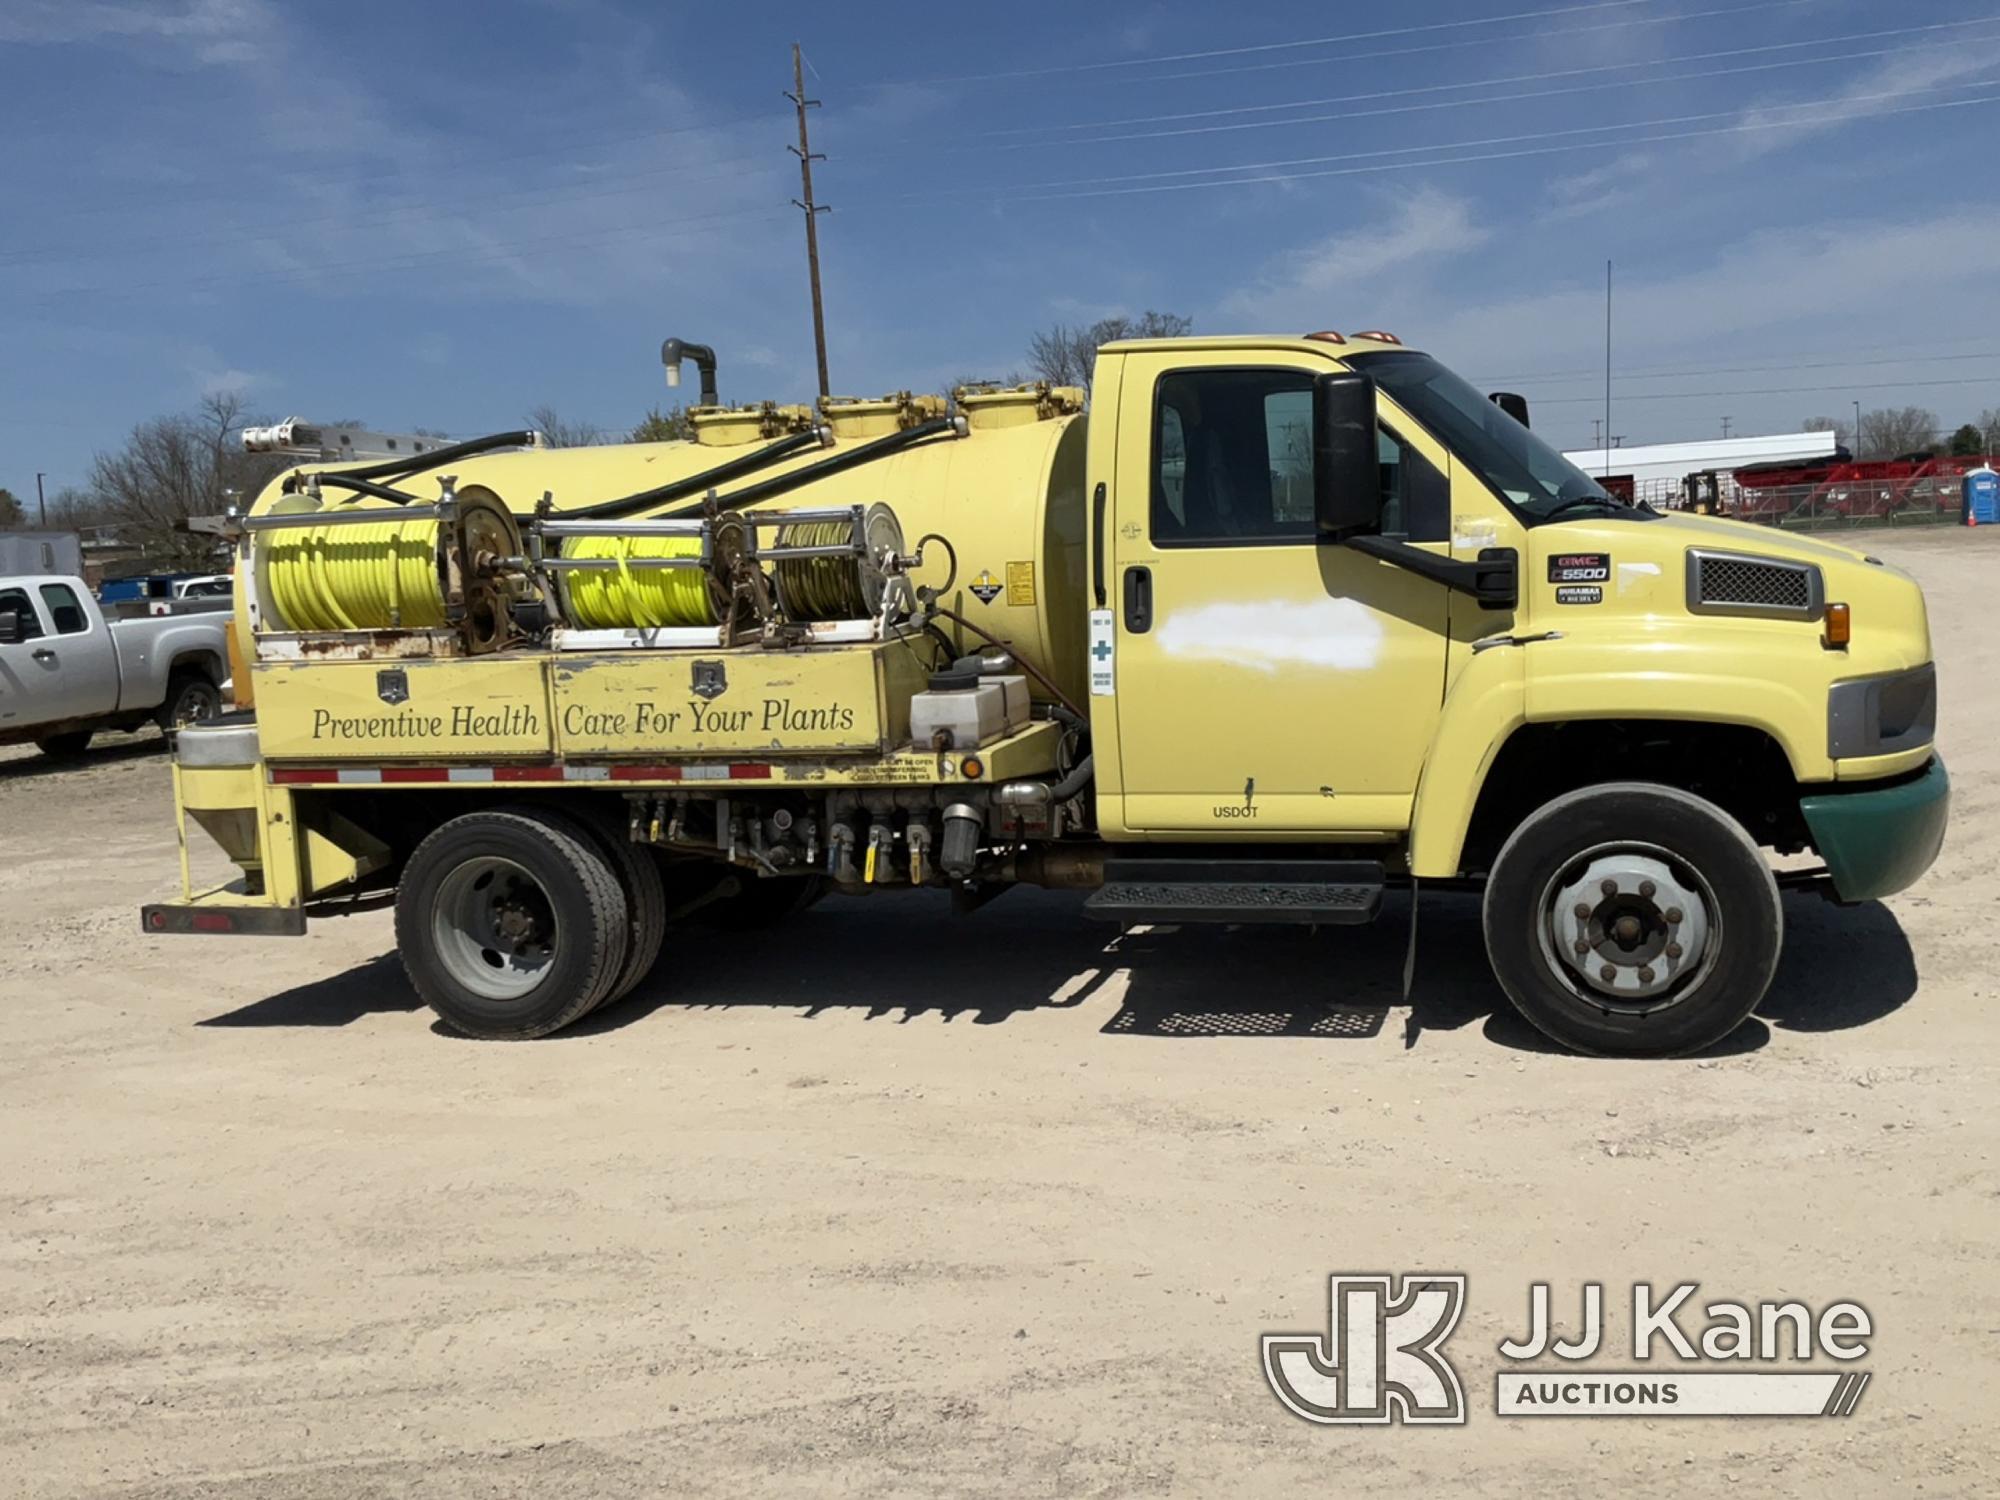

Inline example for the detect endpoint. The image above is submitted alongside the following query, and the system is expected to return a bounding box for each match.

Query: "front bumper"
[1799,755,1949,902]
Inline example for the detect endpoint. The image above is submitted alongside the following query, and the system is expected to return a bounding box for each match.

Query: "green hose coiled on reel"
[562,534,719,629]
[770,520,875,622]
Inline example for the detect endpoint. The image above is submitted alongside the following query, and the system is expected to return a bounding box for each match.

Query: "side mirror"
[1313,371,1381,539]
[0,608,22,646]
[1489,391,1530,428]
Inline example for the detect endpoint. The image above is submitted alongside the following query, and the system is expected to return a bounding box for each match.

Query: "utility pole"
[1590,417,1602,449]
[36,472,47,527]
[1721,415,1733,439]
[1602,258,1612,479]
[787,43,831,400]
[1852,399,1863,459]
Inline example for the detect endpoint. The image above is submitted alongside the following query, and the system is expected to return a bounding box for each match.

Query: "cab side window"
[0,587,45,641]
[1152,368,1315,546]
[39,583,88,635]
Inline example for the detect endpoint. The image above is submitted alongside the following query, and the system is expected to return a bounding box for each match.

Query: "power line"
[979,17,2000,149]
[1085,0,1818,86]
[1532,375,2000,405]
[878,0,1660,84]
[1477,349,2000,386]
[947,84,2000,202]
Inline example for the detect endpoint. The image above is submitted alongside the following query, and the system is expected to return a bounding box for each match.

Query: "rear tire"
[568,809,668,1011]
[158,671,222,731]
[1481,782,1781,1058]
[35,731,93,758]
[396,808,630,1039]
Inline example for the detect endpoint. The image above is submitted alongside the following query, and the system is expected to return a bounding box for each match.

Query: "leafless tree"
[1026,311,1193,388]
[527,405,611,449]
[1858,406,1939,461]
[87,392,288,567]
[1977,408,2000,454]
[628,405,692,443]
[1802,415,1852,452]
[0,488,24,528]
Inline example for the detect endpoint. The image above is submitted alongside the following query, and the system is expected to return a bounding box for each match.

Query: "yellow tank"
[246,388,1091,703]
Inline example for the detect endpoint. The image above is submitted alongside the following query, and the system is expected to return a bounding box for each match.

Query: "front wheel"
[395,808,631,1039]
[1481,783,1781,1058]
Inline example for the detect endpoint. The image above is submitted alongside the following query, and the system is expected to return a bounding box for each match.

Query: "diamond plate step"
[1084,859,1384,926]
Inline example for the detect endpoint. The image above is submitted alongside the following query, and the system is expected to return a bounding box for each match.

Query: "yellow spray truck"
[141,331,1948,1056]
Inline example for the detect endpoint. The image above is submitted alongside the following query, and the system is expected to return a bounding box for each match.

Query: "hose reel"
[252,478,524,651]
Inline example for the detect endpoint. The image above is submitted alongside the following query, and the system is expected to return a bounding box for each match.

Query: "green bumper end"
[1799,756,1950,903]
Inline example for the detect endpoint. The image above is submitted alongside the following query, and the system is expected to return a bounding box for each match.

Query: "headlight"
[1828,663,1936,759]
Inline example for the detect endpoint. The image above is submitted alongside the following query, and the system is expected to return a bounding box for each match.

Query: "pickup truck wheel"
[396,809,630,1039]
[158,672,222,730]
[1481,783,1781,1058]
[35,731,93,758]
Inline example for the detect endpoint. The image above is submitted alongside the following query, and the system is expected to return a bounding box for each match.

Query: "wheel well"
[1458,720,1808,875]
[167,650,223,685]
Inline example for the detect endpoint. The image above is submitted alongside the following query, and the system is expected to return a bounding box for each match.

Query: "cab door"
[0,580,117,731]
[1108,355,1452,835]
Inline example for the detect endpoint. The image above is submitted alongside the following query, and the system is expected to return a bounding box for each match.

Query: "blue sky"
[6,0,1999,504]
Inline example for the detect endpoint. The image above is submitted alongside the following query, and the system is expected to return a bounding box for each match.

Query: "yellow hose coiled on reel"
[562,534,719,629]
[263,517,447,632]
[770,521,875,621]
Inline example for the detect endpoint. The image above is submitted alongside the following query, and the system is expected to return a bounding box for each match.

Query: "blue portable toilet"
[1965,466,2000,527]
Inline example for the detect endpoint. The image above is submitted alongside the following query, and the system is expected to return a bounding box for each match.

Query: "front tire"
[1482,782,1781,1058]
[396,808,631,1039]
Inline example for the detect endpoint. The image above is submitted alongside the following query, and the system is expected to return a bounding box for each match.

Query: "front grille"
[1687,549,1822,618]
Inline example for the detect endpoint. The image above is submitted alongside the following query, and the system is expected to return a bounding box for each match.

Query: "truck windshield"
[1347,350,1628,523]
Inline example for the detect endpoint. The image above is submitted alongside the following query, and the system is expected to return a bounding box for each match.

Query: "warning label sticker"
[969,569,1003,604]
[1088,608,1115,696]
[1005,560,1037,607]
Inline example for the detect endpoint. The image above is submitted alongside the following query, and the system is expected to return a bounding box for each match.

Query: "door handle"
[32,649,55,662]
[1122,565,1153,633]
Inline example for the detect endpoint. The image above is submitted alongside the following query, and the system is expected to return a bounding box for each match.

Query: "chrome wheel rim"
[432,856,558,1000]
[1535,841,1719,1015]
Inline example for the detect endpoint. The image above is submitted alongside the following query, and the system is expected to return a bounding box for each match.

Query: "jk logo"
[1263,1274,1467,1425]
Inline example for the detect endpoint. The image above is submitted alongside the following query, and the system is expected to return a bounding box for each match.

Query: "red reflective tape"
[729,763,773,780]
[192,912,236,932]
[379,766,450,784]
[609,765,684,781]
[271,769,336,784]
[494,765,564,782]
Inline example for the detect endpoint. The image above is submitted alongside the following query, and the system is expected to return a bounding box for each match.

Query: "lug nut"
[1600,878,1618,896]
[1639,879,1656,898]
[1665,907,1684,924]
[1637,966,1656,985]
[1574,939,1590,956]
[1573,902,1592,919]
[1665,942,1683,960]
[1599,965,1617,983]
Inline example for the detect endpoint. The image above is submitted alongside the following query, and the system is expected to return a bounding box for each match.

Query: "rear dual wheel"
[396,807,666,1040]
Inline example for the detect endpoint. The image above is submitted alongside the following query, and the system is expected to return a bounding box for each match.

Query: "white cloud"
[1222,187,1489,325]
[0,0,276,65]
[1733,43,2000,159]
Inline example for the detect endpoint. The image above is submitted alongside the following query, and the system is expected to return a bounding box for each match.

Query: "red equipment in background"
[1729,453,1999,525]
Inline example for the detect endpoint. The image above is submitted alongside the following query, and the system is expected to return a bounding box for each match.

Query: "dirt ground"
[3,527,1995,1498]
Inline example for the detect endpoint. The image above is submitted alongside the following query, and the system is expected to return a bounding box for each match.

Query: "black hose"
[1047,754,1094,801]
[562,428,828,521]
[658,416,966,519]
[328,429,534,483]
[311,472,426,506]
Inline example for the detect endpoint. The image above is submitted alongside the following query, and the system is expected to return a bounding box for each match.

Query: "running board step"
[1083,859,1384,926]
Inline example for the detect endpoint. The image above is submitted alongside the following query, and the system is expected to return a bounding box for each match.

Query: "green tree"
[629,405,692,443]
[0,487,23,527]
[1948,423,1985,457]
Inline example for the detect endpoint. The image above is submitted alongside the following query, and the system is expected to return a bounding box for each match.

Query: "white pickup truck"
[0,574,230,757]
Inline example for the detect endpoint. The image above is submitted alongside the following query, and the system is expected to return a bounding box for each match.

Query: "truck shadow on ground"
[199,886,1918,1057]
[570,884,1919,1057]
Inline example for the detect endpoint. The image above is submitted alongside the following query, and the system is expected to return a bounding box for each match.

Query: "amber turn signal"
[960,755,984,781]
[1823,602,1851,648]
